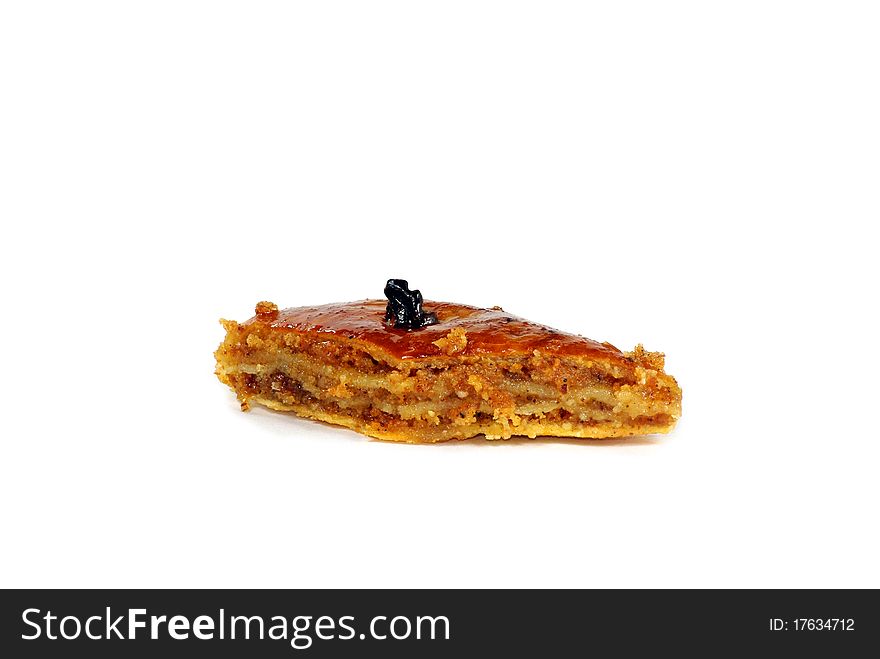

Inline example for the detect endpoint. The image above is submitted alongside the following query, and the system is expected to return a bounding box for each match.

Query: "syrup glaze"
[251,299,625,362]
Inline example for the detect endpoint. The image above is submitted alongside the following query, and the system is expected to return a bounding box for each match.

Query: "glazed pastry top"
[249,299,625,362]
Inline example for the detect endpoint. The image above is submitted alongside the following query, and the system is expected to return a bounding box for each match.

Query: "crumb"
[626,344,666,370]
[255,301,279,318]
[432,327,468,355]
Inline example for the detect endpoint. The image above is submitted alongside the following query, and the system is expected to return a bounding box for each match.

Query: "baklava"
[215,280,682,442]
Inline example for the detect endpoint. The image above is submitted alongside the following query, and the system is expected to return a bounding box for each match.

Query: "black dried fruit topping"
[383,279,438,330]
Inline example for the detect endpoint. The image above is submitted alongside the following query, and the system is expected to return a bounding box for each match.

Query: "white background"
[1,2,878,588]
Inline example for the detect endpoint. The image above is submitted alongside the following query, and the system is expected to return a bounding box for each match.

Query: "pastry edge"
[236,394,678,444]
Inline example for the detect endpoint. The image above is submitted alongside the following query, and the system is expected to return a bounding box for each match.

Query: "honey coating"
[255,299,626,362]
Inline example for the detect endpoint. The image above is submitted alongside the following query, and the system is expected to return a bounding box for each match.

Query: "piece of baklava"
[215,280,682,442]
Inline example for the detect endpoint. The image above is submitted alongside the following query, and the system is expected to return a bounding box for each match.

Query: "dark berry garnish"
[383,279,439,330]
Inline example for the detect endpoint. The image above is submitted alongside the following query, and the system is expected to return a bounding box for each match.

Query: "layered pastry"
[215,280,682,442]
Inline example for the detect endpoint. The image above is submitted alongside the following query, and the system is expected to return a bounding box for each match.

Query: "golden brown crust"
[215,299,682,442]
[256,299,626,362]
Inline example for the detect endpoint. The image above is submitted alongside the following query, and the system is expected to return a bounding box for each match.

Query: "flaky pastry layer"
[215,300,682,442]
